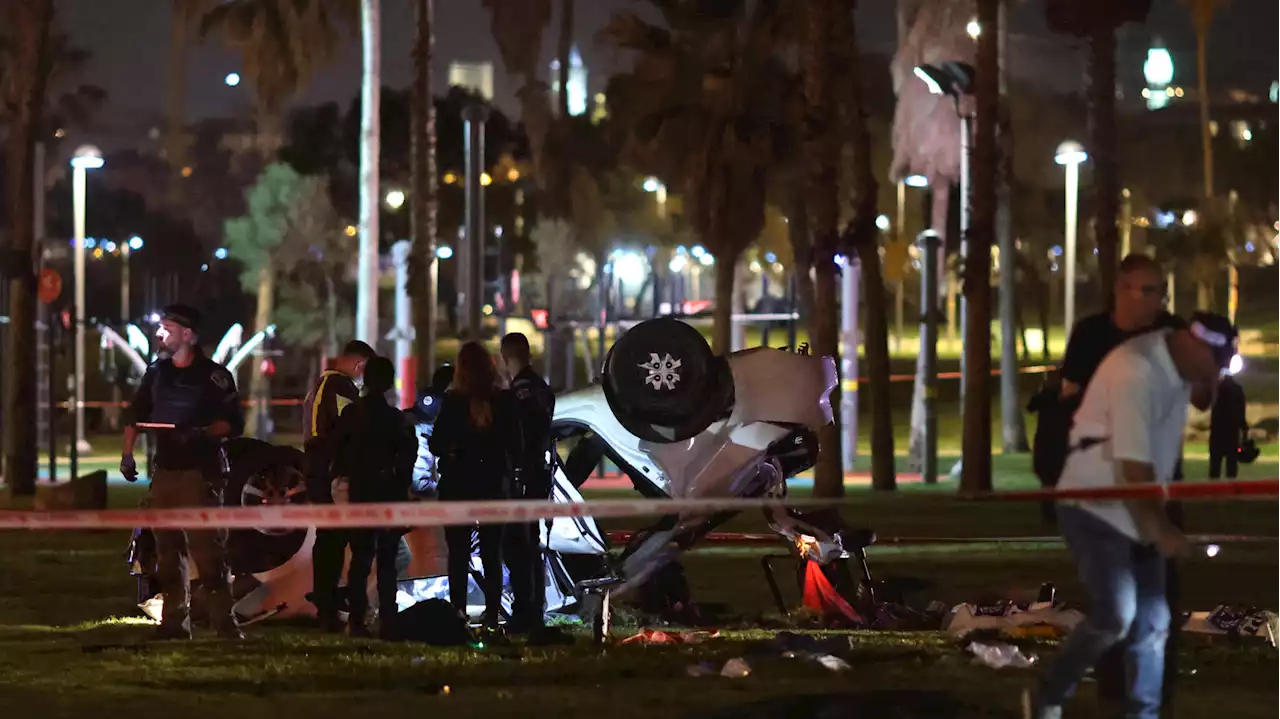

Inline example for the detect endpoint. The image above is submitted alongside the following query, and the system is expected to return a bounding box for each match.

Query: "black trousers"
[346,529,403,631]
[1208,447,1238,479]
[443,523,504,620]
[311,527,348,619]
[503,520,544,629]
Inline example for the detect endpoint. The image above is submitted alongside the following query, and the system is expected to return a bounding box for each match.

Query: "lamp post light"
[385,188,406,210]
[71,145,103,454]
[1055,140,1088,335]
[915,61,974,435]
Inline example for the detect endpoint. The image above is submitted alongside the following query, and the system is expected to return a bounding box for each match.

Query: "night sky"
[60,0,1278,126]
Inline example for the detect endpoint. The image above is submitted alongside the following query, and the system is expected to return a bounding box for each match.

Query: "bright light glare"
[1055,141,1087,165]
[905,174,929,188]
[669,254,688,273]
[436,245,454,259]
[613,251,647,285]
[1204,544,1220,558]
[1182,210,1198,226]
[225,72,241,87]
[876,214,891,231]
[966,19,981,39]
[214,247,229,260]
[71,144,105,170]
[642,177,661,193]
[913,66,943,95]
[385,189,406,209]
[129,236,144,250]
[690,245,706,258]
[698,253,714,266]
[1143,47,1174,87]
[1228,354,1244,376]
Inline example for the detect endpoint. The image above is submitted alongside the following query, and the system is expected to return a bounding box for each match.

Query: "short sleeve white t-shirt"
[1058,330,1190,541]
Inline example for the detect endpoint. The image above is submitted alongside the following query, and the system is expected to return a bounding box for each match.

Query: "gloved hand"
[120,454,138,482]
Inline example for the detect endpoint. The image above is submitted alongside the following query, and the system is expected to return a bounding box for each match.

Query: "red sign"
[260,358,277,377]
[531,309,549,329]
[38,268,62,304]
[681,300,713,315]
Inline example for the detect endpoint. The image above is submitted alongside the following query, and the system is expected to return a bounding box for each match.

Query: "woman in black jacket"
[428,341,523,625]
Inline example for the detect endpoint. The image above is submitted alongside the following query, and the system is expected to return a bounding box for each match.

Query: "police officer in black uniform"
[498,332,556,633]
[120,304,245,640]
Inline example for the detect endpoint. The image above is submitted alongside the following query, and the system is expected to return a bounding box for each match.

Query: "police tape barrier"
[968,479,1278,503]
[0,497,839,531]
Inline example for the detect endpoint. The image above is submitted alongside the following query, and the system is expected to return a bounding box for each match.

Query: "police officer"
[302,340,375,631]
[120,304,244,640]
[498,332,555,633]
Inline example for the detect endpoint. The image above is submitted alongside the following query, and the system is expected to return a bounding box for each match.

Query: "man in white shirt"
[1026,312,1237,719]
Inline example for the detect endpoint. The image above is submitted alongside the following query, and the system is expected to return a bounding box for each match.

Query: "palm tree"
[960,0,999,494]
[0,0,56,497]
[833,0,896,492]
[355,0,380,346]
[803,0,844,496]
[603,0,794,354]
[165,0,216,201]
[1046,0,1151,310]
[480,0,553,176]
[409,0,438,383]
[199,0,354,434]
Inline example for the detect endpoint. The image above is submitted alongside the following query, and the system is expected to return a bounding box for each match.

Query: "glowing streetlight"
[966,18,981,39]
[436,245,454,259]
[71,144,104,454]
[480,172,492,186]
[225,72,241,87]
[385,188,406,210]
[905,174,929,188]
[1055,140,1088,333]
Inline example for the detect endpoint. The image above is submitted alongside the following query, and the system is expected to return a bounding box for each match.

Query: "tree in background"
[0,0,56,497]
[833,0,896,492]
[603,0,794,354]
[408,0,438,385]
[222,163,318,435]
[1045,0,1152,311]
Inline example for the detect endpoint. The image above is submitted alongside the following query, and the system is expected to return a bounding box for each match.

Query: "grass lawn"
[1,465,1276,719]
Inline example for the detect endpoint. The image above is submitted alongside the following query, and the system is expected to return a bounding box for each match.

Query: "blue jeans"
[1038,506,1170,719]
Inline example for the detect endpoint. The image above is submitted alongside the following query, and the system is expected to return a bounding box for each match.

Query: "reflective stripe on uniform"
[310,372,335,437]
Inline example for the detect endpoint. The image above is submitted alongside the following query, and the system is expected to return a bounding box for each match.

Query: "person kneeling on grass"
[1024,312,1237,719]
[331,356,419,639]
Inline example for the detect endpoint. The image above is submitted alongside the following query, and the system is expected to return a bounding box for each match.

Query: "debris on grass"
[944,601,1083,639]
[965,641,1037,670]
[618,629,721,645]
[719,657,751,678]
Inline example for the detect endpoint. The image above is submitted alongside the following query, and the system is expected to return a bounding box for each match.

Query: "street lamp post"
[71,145,103,455]
[1055,141,1088,335]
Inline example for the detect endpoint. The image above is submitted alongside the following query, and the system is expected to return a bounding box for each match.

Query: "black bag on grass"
[397,598,476,646]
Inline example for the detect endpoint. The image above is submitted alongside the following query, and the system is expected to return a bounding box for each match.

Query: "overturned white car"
[128,317,841,627]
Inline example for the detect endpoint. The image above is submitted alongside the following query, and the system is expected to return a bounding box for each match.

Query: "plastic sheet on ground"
[943,601,1084,638]
[966,641,1037,669]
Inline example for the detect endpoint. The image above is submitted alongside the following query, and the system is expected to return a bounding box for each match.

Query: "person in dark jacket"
[407,364,456,498]
[428,342,523,627]
[331,356,419,639]
[302,340,375,630]
[1209,373,1248,479]
[120,304,245,640]
[498,332,556,633]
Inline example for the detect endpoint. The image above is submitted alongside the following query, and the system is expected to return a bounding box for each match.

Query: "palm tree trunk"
[840,0,894,491]
[245,265,275,439]
[710,253,735,355]
[997,0,1028,454]
[324,273,338,357]
[1090,24,1120,310]
[557,0,574,117]
[1,0,55,497]
[411,0,438,384]
[961,0,999,494]
[356,0,382,346]
[804,0,843,498]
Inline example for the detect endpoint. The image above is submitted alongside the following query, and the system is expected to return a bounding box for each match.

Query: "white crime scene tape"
[0,497,838,531]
